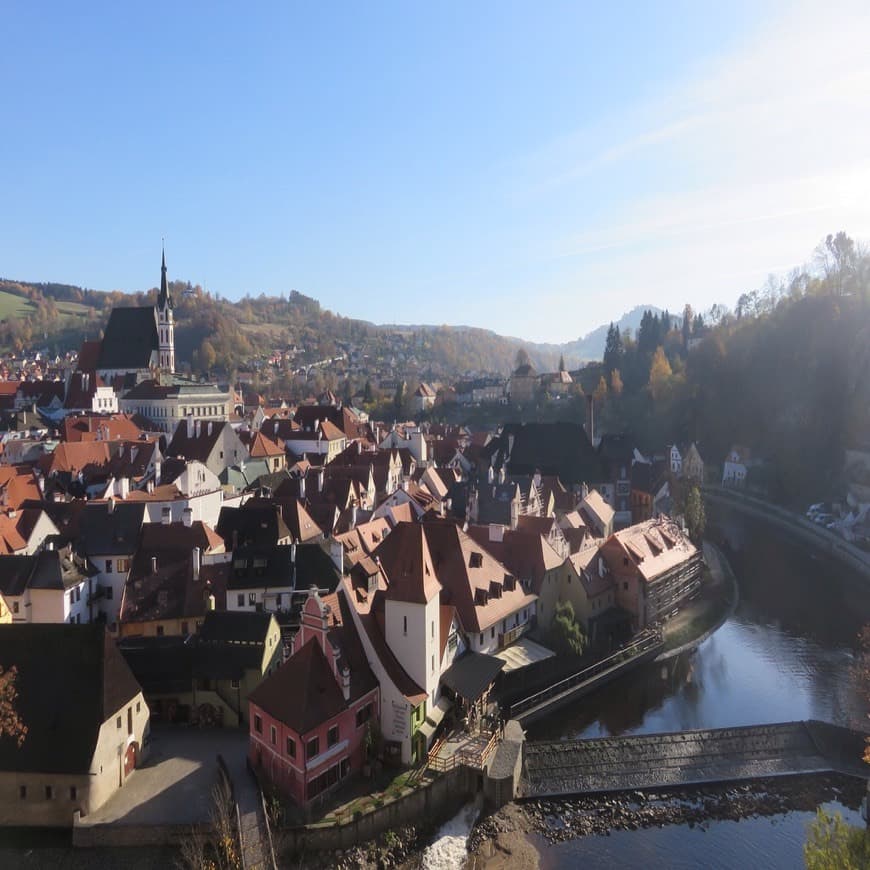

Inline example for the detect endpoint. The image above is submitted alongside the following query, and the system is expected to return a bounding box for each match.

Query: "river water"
[523,517,870,867]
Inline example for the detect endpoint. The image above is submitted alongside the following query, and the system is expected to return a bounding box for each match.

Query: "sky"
[2,1,870,343]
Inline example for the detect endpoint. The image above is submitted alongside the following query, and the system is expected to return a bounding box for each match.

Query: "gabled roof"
[76,501,147,556]
[97,306,158,370]
[607,516,698,582]
[217,504,291,550]
[248,637,348,736]
[0,625,142,774]
[28,546,95,590]
[372,522,442,605]
[166,421,235,463]
[0,554,36,596]
[247,431,285,459]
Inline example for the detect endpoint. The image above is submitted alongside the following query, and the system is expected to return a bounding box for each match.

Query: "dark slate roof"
[228,545,295,591]
[248,637,347,735]
[198,610,273,644]
[0,625,142,774]
[293,543,342,592]
[76,501,147,556]
[217,504,291,550]
[487,423,604,485]
[28,547,95,590]
[440,651,505,701]
[0,554,36,597]
[118,636,194,695]
[97,307,158,370]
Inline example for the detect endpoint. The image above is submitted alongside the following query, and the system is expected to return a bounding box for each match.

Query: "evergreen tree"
[682,304,694,347]
[363,380,373,404]
[558,353,565,372]
[603,323,625,375]
[549,600,586,656]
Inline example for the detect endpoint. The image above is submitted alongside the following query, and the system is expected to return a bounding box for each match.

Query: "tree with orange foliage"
[0,666,27,748]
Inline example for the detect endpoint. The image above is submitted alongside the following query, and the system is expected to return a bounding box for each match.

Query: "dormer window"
[475,588,488,606]
[469,552,483,569]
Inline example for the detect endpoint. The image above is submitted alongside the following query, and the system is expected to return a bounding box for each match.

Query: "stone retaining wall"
[278,765,477,855]
[706,487,870,580]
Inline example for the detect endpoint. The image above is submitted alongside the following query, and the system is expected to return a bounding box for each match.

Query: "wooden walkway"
[521,720,869,798]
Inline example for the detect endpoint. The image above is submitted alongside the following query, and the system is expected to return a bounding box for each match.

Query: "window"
[356,703,373,728]
[254,714,262,734]
[270,725,277,746]
[623,581,628,591]
[13,601,19,614]
[231,679,240,690]
[248,593,257,605]
[116,716,122,729]
[490,627,495,639]
[19,785,26,800]
[156,625,164,636]
[403,615,407,636]
[478,633,483,645]
[431,654,434,672]
[306,737,320,760]
[105,586,113,600]
[45,786,53,800]
[136,701,141,713]
[118,558,130,572]
[70,786,77,800]
[286,736,296,758]
[106,559,113,573]
[75,587,81,603]
[327,725,339,747]
[431,621,434,639]
[181,621,189,635]
[237,593,244,607]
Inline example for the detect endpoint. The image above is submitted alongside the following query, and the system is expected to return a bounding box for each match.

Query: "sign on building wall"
[391,699,409,739]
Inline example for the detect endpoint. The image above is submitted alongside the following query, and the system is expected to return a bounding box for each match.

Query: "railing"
[508,629,663,718]
[499,622,527,648]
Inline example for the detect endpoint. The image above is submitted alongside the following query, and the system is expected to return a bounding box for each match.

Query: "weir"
[520,720,869,798]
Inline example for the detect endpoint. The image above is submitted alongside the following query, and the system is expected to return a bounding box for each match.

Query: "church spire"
[158,245,172,310]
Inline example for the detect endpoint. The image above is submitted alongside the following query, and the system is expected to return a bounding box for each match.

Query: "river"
[521,517,870,867]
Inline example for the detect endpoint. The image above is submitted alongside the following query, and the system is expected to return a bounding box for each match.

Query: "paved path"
[521,721,868,798]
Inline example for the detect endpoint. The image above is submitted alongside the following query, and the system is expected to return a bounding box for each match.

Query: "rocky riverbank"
[468,773,865,849]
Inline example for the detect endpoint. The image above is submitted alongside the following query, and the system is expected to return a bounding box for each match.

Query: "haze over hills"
[0,276,664,373]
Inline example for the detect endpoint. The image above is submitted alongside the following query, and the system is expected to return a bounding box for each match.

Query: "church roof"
[157,248,173,310]
[97,307,158,371]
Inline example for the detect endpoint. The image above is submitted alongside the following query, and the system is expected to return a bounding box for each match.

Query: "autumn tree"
[804,808,870,869]
[0,666,27,748]
[515,347,531,370]
[609,369,624,395]
[648,346,673,400]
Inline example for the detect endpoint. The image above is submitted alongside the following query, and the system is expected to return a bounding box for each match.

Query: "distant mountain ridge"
[560,305,665,362]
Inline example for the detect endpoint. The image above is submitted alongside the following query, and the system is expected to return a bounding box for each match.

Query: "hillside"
[561,305,668,362]
[0,277,590,375]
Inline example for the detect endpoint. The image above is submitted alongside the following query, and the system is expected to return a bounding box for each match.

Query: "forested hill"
[596,233,870,506]
[0,277,576,375]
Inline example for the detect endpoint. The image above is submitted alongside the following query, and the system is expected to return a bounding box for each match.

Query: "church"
[83,251,232,434]
[96,250,176,384]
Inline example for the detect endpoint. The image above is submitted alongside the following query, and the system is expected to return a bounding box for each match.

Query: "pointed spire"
[158,244,172,310]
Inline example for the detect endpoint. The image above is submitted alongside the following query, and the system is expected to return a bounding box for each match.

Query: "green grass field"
[0,288,91,321]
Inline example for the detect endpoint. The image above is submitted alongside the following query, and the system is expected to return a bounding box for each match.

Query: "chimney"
[151,555,158,573]
[187,414,194,438]
[161,506,171,525]
[299,475,306,499]
[118,476,130,499]
[207,421,213,436]
[274,420,279,436]
[585,394,595,446]
[489,523,504,543]
[487,466,494,484]
[340,666,351,701]
[351,503,357,527]
[317,468,324,493]
[195,420,201,438]
[107,497,115,514]
[207,593,216,611]
[291,542,297,564]
[192,546,201,581]
[498,466,506,484]
[182,507,193,528]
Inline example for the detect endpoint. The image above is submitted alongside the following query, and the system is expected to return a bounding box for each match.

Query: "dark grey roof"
[440,651,505,701]
[217,505,291,550]
[228,545,295,591]
[118,636,194,695]
[0,625,142,774]
[76,501,146,556]
[97,307,158,370]
[198,610,273,644]
[0,555,36,597]
[28,548,94,591]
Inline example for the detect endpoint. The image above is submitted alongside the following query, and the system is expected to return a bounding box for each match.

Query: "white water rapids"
[419,798,482,870]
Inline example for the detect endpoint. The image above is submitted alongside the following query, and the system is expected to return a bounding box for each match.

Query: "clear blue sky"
[3,1,869,342]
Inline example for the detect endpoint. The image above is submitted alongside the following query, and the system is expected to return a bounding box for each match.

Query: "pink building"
[248,587,379,806]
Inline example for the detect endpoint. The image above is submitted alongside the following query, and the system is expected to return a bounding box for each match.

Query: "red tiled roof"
[372,522,442,605]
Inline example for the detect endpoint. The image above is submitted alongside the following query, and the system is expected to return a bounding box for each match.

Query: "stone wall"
[279,765,477,854]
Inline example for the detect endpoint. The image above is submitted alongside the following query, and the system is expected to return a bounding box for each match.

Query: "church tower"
[156,248,175,373]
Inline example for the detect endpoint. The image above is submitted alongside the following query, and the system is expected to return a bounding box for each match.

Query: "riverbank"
[656,540,738,660]
[468,772,865,852]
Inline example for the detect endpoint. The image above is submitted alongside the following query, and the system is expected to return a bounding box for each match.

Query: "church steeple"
[158,246,173,311]
[156,246,175,373]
